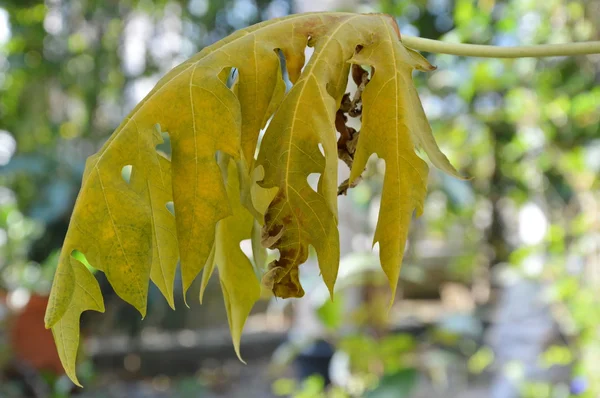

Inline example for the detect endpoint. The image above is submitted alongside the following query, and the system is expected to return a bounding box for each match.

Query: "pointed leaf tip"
[216,160,261,361]
[51,257,104,387]
[199,244,216,305]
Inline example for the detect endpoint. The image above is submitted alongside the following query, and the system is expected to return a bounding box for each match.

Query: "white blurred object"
[518,202,548,245]
[0,8,9,45]
[7,287,31,311]
[0,130,16,166]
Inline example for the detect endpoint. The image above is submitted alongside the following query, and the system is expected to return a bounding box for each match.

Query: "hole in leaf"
[307,173,320,192]
[227,68,238,89]
[156,127,172,159]
[214,149,227,166]
[240,238,253,258]
[298,36,315,79]
[165,201,175,216]
[304,45,315,63]
[71,250,97,272]
[274,49,292,93]
[317,143,325,156]
[121,165,133,184]
[256,116,274,160]
[267,248,280,262]
[338,159,350,183]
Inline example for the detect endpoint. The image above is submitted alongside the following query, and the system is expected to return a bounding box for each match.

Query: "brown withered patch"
[260,190,309,298]
[261,263,305,298]
[260,214,309,298]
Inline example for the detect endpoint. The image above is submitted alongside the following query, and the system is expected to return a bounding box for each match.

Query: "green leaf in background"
[316,295,344,329]
[365,368,418,398]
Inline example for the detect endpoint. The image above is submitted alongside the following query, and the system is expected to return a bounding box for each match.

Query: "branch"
[401,36,600,58]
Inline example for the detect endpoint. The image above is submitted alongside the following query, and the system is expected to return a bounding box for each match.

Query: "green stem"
[402,36,600,58]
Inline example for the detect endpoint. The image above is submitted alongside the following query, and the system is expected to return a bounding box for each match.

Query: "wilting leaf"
[45,12,459,385]
[256,14,384,299]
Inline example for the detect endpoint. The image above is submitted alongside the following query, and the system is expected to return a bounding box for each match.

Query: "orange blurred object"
[10,294,63,374]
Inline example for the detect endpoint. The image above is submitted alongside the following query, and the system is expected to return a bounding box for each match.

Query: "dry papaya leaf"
[256,14,393,299]
[44,12,459,385]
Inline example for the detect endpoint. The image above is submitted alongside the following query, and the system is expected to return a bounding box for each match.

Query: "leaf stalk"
[401,36,600,58]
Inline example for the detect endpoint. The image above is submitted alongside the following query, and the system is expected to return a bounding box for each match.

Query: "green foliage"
[271,333,419,398]
[365,368,417,398]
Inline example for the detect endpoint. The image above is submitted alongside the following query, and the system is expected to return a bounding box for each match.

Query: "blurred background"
[0,0,599,397]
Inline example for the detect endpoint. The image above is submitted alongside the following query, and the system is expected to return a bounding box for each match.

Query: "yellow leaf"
[170,73,241,295]
[45,15,317,332]
[51,257,104,387]
[45,14,347,385]
[146,154,178,309]
[257,14,392,299]
[43,12,459,385]
[348,16,443,301]
[215,158,261,360]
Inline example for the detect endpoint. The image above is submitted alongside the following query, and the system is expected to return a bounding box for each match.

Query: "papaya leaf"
[348,17,440,301]
[256,14,389,299]
[44,12,459,385]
